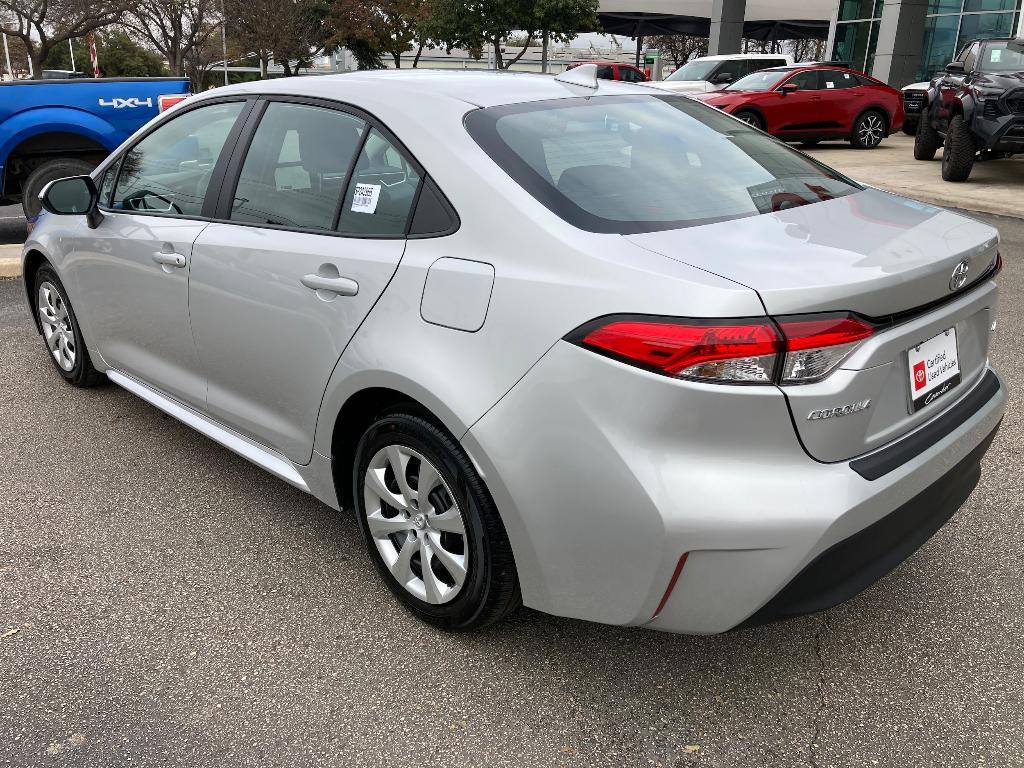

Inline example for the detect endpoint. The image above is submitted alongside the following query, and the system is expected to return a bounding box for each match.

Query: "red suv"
[694,65,904,149]
[565,60,648,83]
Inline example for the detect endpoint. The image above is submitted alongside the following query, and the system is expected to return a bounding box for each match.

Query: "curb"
[0,244,21,278]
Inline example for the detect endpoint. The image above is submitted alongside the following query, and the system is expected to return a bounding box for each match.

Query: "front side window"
[596,66,614,80]
[789,71,822,90]
[727,69,790,92]
[666,60,719,82]
[465,95,861,235]
[112,101,244,216]
[230,102,366,230]
[336,128,422,237]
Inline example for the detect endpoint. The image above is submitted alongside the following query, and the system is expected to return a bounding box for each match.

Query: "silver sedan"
[20,67,1006,633]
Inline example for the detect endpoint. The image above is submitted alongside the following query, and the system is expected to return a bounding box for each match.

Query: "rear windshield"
[464,95,861,235]
[979,41,1024,72]
[666,60,719,82]
[727,69,790,91]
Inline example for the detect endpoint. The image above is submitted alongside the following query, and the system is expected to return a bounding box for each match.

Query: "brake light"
[776,313,874,383]
[567,312,875,386]
[158,94,188,112]
[570,317,782,384]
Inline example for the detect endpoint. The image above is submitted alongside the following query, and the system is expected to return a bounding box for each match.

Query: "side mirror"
[780,83,800,95]
[713,72,735,84]
[39,175,103,229]
[945,61,965,74]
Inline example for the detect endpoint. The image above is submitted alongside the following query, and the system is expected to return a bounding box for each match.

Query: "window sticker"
[351,183,381,214]
[843,73,851,79]
[991,49,1002,63]
[826,81,835,88]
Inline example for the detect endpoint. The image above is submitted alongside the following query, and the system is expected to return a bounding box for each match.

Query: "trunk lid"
[628,188,1001,462]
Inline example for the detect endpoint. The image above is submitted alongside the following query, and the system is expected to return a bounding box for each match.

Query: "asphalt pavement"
[1,212,1023,768]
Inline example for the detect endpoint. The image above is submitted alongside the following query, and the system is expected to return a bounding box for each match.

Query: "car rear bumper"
[464,341,1006,634]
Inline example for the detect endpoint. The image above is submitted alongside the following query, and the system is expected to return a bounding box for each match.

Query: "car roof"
[570,59,635,66]
[692,54,790,61]
[204,68,656,109]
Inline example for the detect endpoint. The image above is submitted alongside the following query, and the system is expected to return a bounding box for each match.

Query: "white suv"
[652,53,793,94]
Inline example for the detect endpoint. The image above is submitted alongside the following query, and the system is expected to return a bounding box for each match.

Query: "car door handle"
[301,274,359,296]
[152,251,186,268]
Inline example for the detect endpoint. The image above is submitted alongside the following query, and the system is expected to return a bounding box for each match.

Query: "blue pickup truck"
[0,77,190,218]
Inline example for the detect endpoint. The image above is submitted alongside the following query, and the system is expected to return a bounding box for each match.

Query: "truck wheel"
[21,158,97,220]
[914,114,942,160]
[941,115,976,182]
[902,121,918,136]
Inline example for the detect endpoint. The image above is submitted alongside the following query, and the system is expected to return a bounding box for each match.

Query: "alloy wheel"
[37,281,76,372]
[363,444,469,605]
[858,114,884,147]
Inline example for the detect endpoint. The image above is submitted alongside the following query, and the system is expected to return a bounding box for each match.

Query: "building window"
[833,0,884,72]
[914,0,1023,80]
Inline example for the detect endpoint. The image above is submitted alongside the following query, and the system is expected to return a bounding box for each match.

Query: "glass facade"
[917,2,1023,80]
[833,0,884,72]
[830,0,1022,81]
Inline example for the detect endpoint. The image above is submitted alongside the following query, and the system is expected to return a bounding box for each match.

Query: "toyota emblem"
[950,260,970,292]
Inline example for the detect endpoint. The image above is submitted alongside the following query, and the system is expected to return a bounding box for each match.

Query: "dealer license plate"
[908,328,960,412]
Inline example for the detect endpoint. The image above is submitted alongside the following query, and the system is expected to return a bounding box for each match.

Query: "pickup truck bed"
[0,77,189,217]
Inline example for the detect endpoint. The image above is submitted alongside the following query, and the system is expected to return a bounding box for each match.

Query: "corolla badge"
[807,399,871,421]
[949,259,970,292]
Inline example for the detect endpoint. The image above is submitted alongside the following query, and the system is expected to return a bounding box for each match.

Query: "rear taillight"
[776,313,875,384]
[569,316,782,384]
[158,94,188,112]
[567,312,875,386]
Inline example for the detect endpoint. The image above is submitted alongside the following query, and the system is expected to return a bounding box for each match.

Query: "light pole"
[2,34,13,80]
[221,0,229,86]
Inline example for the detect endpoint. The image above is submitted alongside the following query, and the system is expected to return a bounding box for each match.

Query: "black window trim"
[99,95,256,222]
[210,93,458,241]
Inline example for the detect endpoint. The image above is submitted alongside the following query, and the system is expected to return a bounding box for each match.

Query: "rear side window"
[596,66,614,80]
[821,70,858,89]
[465,95,861,235]
[112,101,243,216]
[336,128,422,237]
[230,102,366,230]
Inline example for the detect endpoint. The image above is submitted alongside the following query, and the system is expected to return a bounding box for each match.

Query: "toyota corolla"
[20,66,1005,633]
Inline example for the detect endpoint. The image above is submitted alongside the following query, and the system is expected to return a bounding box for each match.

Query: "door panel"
[70,214,209,406]
[188,225,406,463]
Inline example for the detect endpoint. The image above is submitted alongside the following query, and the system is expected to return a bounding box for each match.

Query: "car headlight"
[971,86,1003,101]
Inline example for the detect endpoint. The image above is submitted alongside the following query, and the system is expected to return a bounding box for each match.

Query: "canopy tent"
[595,1,834,67]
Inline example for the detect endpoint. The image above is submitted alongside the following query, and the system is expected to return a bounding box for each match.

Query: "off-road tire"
[914,114,942,160]
[941,114,976,182]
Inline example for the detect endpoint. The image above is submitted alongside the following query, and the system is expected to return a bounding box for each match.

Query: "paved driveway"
[1,213,1022,768]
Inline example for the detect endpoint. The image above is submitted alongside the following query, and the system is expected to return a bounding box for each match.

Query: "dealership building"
[600,1,1024,87]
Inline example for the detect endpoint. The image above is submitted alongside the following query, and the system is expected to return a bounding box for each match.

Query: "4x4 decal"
[98,97,154,109]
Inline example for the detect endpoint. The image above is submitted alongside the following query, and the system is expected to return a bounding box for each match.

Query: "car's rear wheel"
[33,265,104,387]
[734,110,763,130]
[914,114,942,160]
[353,411,520,631]
[21,158,97,220]
[941,114,976,182]
[850,110,886,149]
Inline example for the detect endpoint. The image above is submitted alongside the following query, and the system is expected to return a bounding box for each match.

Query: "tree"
[226,0,331,77]
[0,0,136,78]
[647,34,707,69]
[43,30,167,76]
[426,0,599,70]
[124,0,222,78]
[330,0,426,69]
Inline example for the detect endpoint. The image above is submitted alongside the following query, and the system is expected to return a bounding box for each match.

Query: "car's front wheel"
[33,265,105,387]
[733,110,763,130]
[353,411,520,631]
[850,110,886,149]
[941,114,976,182]
[914,114,942,160]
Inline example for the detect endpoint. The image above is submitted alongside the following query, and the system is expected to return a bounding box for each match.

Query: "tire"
[914,114,942,160]
[734,110,763,130]
[353,411,520,631]
[21,158,97,219]
[32,265,105,387]
[800,140,821,148]
[850,110,886,149]
[902,121,918,136]
[941,114,976,182]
